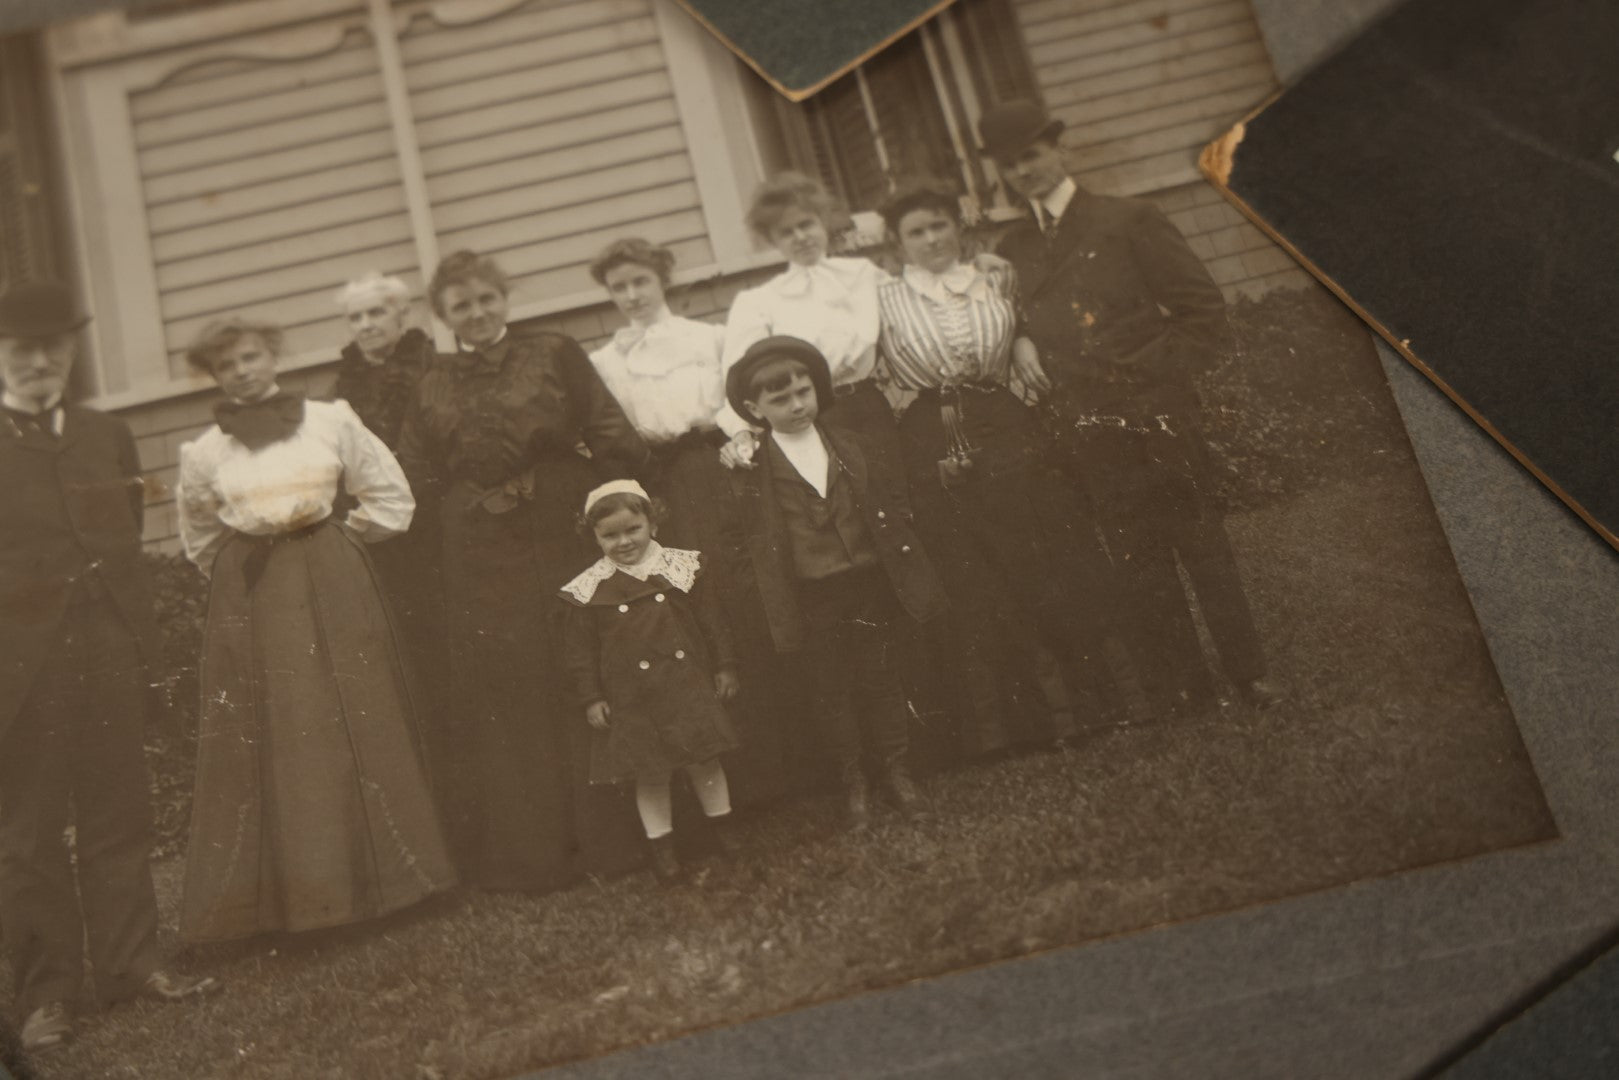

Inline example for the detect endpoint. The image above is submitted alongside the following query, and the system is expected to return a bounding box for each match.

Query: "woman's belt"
[833,377,878,398]
[236,514,335,592]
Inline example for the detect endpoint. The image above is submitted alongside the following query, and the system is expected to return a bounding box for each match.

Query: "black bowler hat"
[0,280,89,338]
[977,99,1065,162]
[725,335,834,429]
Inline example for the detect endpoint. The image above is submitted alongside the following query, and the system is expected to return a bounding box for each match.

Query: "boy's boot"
[648,835,682,884]
[880,761,925,819]
[841,765,871,830]
[706,812,740,857]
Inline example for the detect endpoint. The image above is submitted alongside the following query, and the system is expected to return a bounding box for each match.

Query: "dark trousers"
[796,567,910,777]
[0,593,160,1015]
[1074,424,1267,711]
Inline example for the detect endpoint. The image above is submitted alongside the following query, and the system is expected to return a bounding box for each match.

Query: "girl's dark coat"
[560,560,739,783]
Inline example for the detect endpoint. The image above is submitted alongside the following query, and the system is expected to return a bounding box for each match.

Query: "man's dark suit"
[0,404,165,1015]
[998,187,1268,712]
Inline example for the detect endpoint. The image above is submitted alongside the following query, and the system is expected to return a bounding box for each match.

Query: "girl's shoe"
[648,835,682,884]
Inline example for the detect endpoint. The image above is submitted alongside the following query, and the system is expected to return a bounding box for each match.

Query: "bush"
[144,551,207,857]
[1198,284,1407,512]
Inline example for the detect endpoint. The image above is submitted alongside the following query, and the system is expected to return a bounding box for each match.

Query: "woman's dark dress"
[330,328,449,775]
[398,331,647,892]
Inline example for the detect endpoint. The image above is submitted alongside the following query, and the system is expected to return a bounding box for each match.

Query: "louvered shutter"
[133,17,416,378]
[401,0,713,305]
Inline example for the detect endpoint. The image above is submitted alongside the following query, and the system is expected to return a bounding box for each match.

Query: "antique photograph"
[0,0,1555,1077]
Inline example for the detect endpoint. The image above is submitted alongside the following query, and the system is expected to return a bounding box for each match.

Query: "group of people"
[0,99,1278,1054]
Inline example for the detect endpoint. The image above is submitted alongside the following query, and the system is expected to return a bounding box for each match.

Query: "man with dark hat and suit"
[976,100,1283,717]
[0,280,219,1053]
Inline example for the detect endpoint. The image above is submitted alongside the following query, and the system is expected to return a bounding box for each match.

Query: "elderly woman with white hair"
[329,272,438,450]
[328,273,448,783]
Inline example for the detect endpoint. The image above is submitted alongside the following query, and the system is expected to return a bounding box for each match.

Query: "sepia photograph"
[0,0,1557,1076]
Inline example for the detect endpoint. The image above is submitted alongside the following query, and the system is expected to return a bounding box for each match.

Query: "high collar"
[776,256,864,298]
[455,329,512,375]
[1030,176,1079,231]
[457,325,509,352]
[2,390,62,415]
[902,260,989,304]
[611,304,675,351]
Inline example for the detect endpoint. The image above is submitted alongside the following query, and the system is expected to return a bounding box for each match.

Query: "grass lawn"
[10,459,1553,1079]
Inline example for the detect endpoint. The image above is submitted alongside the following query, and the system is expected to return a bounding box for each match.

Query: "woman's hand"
[714,668,741,702]
[718,430,758,471]
[585,701,611,731]
[1011,337,1053,397]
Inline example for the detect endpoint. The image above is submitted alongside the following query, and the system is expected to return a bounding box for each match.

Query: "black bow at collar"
[215,392,305,451]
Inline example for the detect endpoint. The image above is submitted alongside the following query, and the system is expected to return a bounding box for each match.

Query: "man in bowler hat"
[977,100,1283,715]
[0,280,218,1053]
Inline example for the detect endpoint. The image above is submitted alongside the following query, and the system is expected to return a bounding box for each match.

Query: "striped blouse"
[876,253,1022,391]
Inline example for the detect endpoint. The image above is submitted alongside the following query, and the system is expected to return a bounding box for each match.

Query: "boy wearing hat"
[722,336,947,828]
[977,100,1283,716]
[0,281,219,1052]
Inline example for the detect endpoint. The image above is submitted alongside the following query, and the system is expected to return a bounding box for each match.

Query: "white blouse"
[178,398,415,575]
[717,255,886,436]
[589,306,728,444]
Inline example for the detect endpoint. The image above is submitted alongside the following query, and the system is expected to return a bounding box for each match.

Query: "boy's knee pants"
[797,568,909,773]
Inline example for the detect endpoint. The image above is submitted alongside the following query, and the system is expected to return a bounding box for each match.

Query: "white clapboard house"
[0,0,1308,552]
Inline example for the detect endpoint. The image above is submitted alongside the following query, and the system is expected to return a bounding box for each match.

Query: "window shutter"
[955,0,1042,107]
[775,0,1041,214]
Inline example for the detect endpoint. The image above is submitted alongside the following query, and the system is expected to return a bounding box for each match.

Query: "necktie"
[4,407,57,438]
[215,392,305,451]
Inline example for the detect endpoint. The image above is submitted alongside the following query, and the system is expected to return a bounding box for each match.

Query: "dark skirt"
[896,385,1117,759]
[434,457,648,888]
[179,523,455,944]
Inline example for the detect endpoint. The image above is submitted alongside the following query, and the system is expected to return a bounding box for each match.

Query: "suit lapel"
[825,427,868,501]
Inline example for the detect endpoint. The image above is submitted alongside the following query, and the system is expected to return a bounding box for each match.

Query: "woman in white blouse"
[588,238,727,549]
[717,172,898,471]
[875,180,1117,754]
[176,317,454,944]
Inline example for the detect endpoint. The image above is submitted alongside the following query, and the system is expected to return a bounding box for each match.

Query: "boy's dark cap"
[977,99,1065,162]
[0,280,89,339]
[725,335,834,428]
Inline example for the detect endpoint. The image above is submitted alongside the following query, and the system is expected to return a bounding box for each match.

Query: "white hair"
[334,272,411,311]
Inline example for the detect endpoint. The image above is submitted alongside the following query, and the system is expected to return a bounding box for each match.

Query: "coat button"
[655,593,665,602]
[900,544,912,555]
[618,603,629,613]
[638,659,651,670]
[675,649,686,660]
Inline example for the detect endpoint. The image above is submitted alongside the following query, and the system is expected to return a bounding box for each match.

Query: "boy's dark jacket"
[721,423,948,652]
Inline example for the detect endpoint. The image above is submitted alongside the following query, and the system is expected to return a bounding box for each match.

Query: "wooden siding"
[1011,0,1278,196]
[402,0,713,310]
[129,17,418,379]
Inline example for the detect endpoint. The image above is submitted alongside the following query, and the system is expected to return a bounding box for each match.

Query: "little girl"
[559,479,741,883]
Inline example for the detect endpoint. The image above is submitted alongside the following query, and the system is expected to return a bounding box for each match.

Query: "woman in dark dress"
[329,273,448,769]
[875,181,1116,757]
[177,318,454,943]
[398,251,648,892]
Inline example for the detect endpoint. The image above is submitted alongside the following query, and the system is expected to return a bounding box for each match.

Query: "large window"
[775,0,1040,218]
